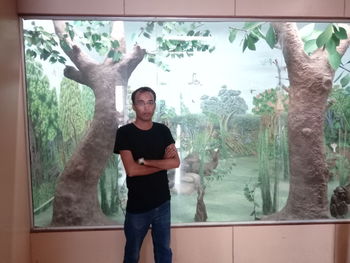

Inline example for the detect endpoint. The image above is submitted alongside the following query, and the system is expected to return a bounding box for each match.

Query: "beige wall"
[0,0,347,262]
[0,0,31,263]
[17,0,350,17]
[29,225,345,263]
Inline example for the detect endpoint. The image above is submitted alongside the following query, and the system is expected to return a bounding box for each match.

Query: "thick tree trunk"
[51,21,145,226]
[194,186,208,222]
[266,23,350,220]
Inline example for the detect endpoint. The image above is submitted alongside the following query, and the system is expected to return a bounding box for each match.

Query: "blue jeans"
[123,200,172,263]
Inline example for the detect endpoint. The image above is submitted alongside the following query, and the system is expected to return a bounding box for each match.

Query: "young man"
[114,87,180,263]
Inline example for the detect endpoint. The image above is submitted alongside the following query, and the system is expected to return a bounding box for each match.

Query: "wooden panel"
[17,0,124,16]
[334,224,350,263]
[345,0,350,17]
[30,231,125,263]
[0,1,31,263]
[234,224,335,263]
[236,0,344,17]
[171,227,233,263]
[125,0,234,16]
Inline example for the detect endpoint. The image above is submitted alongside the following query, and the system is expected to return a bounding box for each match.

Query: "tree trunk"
[51,21,145,226]
[194,186,208,222]
[266,23,350,220]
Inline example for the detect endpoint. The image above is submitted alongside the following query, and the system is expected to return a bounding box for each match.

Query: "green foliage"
[325,86,350,145]
[334,71,350,92]
[25,20,216,73]
[243,183,260,219]
[141,21,215,71]
[335,155,350,186]
[81,86,95,122]
[32,181,56,210]
[58,78,86,143]
[26,58,60,210]
[258,126,273,214]
[252,88,288,115]
[229,114,260,154]
[200,85,248,119]
[302,23,348,69]
[24,22,66,64]
[26,58,60,150]
[200,86,248,156]
[208,158,236,183]
[228,22,348,70]
[98,155,123,216]
[228,22,277,52]
[179,113,214,153]
[329,87,350,130]
[73,21,123,62]
[153,99,178,130]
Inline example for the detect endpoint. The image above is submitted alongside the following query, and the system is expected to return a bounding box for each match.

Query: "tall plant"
[25,58,60,209]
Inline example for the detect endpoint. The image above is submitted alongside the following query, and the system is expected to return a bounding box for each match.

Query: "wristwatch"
[138,157,145,165]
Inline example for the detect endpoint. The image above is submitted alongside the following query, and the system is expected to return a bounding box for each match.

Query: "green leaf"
[143,32,151,39]
[58,56,66,64]
[203,30,210,37]
[68,29,74,40]
[111,40,120,49]
[242,38,248,52]
[107,50,122,62]
[331,34,340,46]
[340,74,350,87]
[145,22,154,33]
[247,36,256,51]
[252,27,265,39]
[265,25,276,49]
[328,50,341,70]
[243,22,264,31]
[91,33,101,43]
[334,26,348,40]
[316,24,333,48]
[250,33,259,43]
[40,48,51,60]
[187,30,195,36]
[325,38,336,54]
[49,56,57,63]
[229,29,238,43]
[304,39,318,54]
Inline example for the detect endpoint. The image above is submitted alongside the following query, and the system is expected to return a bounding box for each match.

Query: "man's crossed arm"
[119,144,180,177]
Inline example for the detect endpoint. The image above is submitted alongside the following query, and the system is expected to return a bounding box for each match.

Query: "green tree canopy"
[26,57,59,151]
[58,78,86,143]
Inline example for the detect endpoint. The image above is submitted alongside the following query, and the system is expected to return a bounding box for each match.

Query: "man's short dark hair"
[131,87,156,104]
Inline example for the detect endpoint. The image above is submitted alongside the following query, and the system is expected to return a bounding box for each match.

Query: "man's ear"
[132,104,136,111]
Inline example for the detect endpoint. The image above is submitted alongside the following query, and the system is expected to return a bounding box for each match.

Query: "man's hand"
[164,144,177,159]
[142,143,180,170]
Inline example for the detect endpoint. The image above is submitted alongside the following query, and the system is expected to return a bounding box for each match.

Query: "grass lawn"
[171,155,289,223]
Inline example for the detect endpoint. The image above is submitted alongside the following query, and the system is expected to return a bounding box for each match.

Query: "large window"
[23,18,350,228]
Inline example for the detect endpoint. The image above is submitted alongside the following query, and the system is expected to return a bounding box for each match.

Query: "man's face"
[132,91,156,122]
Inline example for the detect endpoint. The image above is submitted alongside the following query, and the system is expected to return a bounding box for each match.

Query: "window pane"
[22,19,350,228]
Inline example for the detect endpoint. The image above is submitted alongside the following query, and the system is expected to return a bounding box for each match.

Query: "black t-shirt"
[114,122,175,213]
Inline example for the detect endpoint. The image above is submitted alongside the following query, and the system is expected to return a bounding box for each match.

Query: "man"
[114,87,180,263]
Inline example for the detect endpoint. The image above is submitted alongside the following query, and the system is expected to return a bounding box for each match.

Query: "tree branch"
[272,22,308,67]
[117,45,146,80]
[63,66,88,86]
[337,24,350,56]
[53,20,97,71]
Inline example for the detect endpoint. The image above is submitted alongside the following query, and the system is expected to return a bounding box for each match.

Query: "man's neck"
[133,119,153,130]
